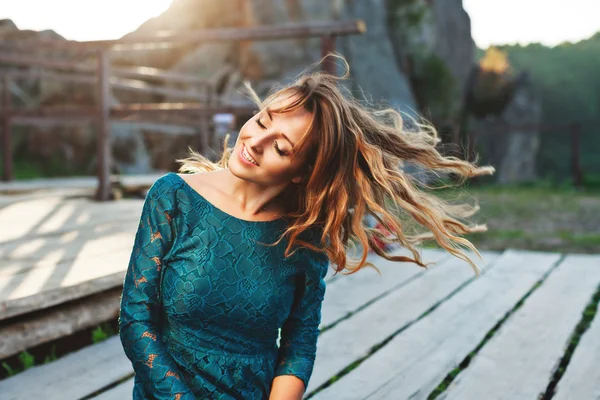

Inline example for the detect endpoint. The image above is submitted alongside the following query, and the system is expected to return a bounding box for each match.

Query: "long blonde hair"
[176,54,495,276]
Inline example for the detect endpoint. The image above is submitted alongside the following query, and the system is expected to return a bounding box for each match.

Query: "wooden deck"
[1,181,599,399]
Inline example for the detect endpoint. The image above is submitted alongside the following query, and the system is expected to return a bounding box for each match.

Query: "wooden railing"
[0,20,366,200]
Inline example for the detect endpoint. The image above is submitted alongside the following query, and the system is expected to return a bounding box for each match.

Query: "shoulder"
[145,172,181,204]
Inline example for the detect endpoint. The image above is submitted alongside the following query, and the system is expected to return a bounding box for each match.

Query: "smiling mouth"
[242,144,259,166]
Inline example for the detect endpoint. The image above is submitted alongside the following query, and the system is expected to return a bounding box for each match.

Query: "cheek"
[260,157,297,179]
[237,121,252,139]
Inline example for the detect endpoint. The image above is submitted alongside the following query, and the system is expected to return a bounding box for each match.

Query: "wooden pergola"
[0,20,366,200]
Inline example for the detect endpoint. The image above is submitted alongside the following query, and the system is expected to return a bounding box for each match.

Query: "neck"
[222,169,288,217]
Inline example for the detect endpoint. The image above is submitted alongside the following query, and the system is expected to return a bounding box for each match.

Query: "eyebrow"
[265,108,296,149]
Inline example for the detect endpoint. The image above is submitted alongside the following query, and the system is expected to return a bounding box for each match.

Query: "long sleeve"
[118,177,196,400]
[274,249,329,391]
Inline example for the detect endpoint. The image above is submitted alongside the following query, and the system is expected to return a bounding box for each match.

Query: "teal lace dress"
[118,172,329,399]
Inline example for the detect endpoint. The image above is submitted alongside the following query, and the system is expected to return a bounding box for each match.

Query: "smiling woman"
[2,0,172,41]
[119,54,494,400]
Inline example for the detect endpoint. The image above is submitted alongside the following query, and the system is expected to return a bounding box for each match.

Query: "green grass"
[91,323,116,344]
[426,184,600,254]
[3,156,87,180]
[1,350,37,377]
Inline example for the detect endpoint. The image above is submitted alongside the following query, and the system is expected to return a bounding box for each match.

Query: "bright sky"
[1,0,600,47]
[463,0,600,47]
[0,0,172,41]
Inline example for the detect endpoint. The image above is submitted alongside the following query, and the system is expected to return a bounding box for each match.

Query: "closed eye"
[274,141,288,156]
[256,118,288,156]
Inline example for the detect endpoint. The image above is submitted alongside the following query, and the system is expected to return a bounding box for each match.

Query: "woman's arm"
[270,249,329,399]
[119,177,195,400]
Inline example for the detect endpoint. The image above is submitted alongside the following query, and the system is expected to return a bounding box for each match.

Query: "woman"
[118,55,494,400]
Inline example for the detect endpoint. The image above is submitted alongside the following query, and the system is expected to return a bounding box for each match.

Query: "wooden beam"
[0,287,122,360]
[111,77,210,101]
[0,104,254,125]
[11,116,94,127]
[0,64,209,87]
[2,20,366,51]
[0,106,98,119]
[0,53,92,71]
[111,102,257,118]
[2,76,13,182]
[111,65,210,85]
[96,50,111,202]
[571,123,583,188]
[0,68,94,84]
[0,69,212,100]
[320,35,337,75]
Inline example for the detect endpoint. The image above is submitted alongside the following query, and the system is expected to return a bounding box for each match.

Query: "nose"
[247,130,273,153]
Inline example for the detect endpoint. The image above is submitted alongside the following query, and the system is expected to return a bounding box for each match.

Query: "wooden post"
[468,129,477,162]
[207,82,216,158]
[321,34,337,75]
[2,76,13,181]
[195,82,211,157]
[571,122,583,188]
[96,50,111,201]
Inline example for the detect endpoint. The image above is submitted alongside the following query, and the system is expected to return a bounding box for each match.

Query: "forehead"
[265,96,314,146]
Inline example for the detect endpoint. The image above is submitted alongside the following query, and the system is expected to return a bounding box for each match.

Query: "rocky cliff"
[117,0,476,116]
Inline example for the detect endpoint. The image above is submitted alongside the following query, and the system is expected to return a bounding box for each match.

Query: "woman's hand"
[269,375,305,400]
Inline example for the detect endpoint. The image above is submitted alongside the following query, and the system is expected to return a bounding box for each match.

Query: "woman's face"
[230,97,314,187]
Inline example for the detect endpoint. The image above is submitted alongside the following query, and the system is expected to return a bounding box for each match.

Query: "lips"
[242,144,259,166]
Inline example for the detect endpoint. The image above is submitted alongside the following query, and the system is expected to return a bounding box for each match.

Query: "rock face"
[430,0,475,100]
[117,0,420,112]
[386,0,475,117]
[469,73,543,184]
[337,0,417,112]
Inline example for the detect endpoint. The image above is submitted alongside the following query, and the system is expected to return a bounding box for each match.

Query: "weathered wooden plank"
[306,250,500,395]
[0,64,210,86]
[0,287,122,359]
[312,249,560,400]
[441,254,600,400]
[112,77,210,101]
[320,248,451,327]
[0,189,92,205]
[0,335,132,400]
[0,174,163,194]
[0,105,98,119]
[0,270,125,321]
[0,245,130,307]
[553,290,600,400]
[0,225,135,265]
[112,65,210,85]
[110,102,257,118]
[0,69,211,101]
[91,377,135,400]
[0,197,141,243]
[0,178,100,193]
[0,53,87,71]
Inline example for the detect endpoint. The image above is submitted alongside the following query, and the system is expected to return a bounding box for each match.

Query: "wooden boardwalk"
[1,183,600,399]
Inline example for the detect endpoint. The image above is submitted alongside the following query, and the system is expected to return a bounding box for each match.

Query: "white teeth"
[243,146,258,165]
